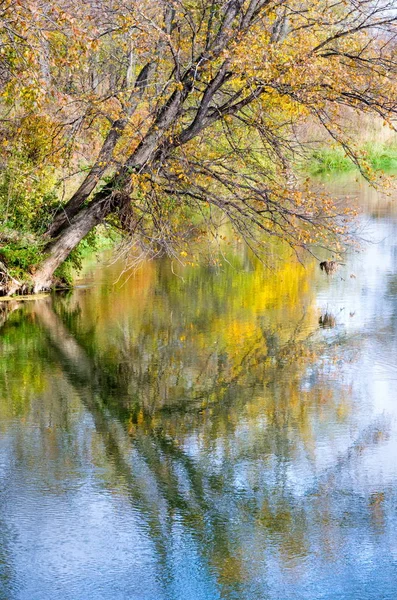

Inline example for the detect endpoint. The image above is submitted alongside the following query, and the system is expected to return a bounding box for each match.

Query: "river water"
[1,178,397,599]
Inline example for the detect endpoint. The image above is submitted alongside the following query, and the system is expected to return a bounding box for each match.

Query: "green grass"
[304,142,397,175]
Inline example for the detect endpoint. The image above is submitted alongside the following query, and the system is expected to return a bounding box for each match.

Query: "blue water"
[1,179,397,599]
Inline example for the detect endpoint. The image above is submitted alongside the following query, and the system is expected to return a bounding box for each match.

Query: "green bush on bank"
[0,139,118,285]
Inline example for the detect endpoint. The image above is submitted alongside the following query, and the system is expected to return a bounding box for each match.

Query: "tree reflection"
[26,295,351,596]
[0,253,393,598]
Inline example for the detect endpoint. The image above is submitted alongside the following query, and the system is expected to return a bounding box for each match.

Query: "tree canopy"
[0,0,396,293]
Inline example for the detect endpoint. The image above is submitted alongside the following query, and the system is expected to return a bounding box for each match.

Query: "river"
[1,177,397,599]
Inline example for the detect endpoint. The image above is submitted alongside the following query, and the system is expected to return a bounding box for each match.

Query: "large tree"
[0,0,396,293]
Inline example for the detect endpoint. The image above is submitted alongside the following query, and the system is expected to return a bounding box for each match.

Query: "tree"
[0,0,396,294]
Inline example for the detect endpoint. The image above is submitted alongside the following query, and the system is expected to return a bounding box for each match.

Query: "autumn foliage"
[0,0,396,292]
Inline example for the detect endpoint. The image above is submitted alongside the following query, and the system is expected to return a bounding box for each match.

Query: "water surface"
[1,179,397,599]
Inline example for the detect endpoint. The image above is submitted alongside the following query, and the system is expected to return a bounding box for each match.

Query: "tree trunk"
[44,119,128,239]
[29,195,121,294]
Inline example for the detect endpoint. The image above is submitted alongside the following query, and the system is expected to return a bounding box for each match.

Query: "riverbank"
[0,225,118,296]
[303,141,397,175]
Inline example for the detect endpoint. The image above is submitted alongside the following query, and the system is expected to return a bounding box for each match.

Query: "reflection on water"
[1,179,397,599]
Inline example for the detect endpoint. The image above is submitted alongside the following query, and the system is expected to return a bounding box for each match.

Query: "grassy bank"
[304,142,397,175]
